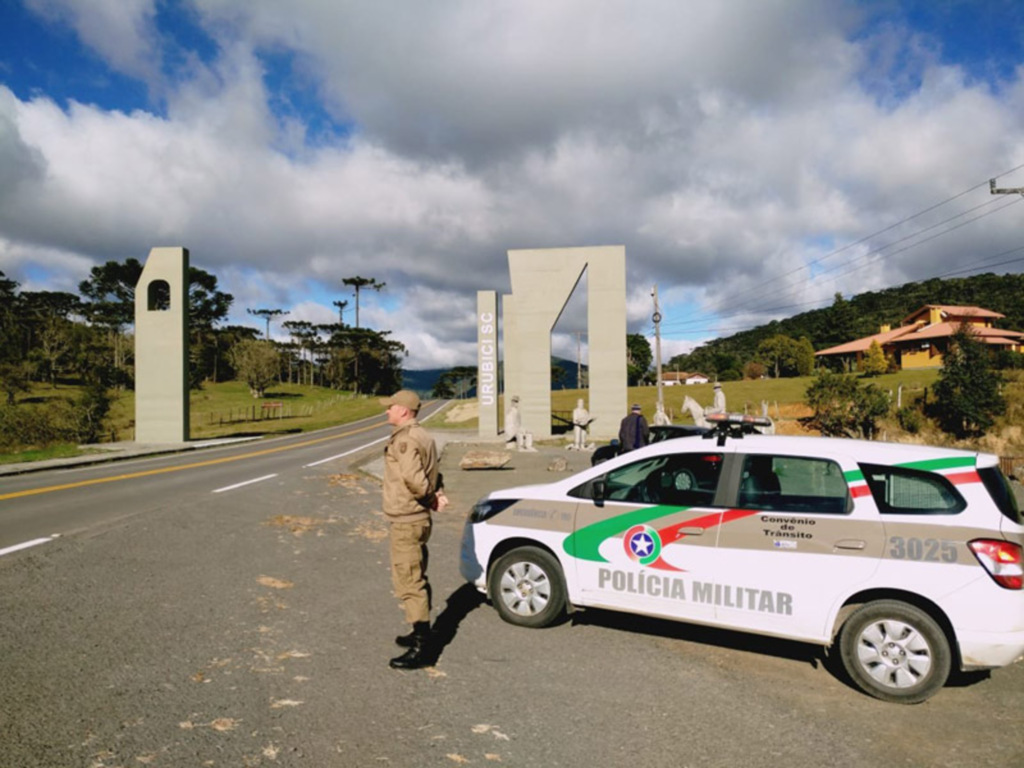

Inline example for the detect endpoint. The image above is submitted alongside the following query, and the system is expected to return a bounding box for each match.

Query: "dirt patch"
[349,521,388,542]
[328,473,368,493]
[774,419,816,436]
[264,515,333,536]
[257,576,294,590]
[444,402,479,423]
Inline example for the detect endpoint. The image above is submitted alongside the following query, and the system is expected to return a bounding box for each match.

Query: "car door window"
[859,463,966,515]
[739,454,850,514]
[600,453,725,506]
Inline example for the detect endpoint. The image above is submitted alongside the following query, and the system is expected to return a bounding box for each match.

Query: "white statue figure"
[571,398,592,450]
[505,395,522,450]
[707,382,726,415]
[653,402,671,426]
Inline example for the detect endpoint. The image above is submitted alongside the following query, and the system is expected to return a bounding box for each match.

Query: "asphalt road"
[0,402,445,552]
[1,431,1022,767]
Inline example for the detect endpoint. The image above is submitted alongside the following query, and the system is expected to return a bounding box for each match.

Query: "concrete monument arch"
[134,247,190,443]
[477,245,626,441]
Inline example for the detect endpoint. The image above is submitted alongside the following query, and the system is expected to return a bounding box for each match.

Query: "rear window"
[859,463,966,515]
[978,466,1023,525]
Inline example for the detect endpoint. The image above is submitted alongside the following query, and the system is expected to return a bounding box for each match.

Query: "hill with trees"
[668,272,1024,379]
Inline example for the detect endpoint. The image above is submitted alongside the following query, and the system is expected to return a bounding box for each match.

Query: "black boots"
[394,629,416,648]
[390,621,431,669]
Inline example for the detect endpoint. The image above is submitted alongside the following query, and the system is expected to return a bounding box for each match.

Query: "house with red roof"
[815,304,1024,370]
[663,371,711,386]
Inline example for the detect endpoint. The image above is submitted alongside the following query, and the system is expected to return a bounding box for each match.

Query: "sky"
[1,0,1023,371]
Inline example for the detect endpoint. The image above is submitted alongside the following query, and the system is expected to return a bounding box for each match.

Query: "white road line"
[212,474,278,494]
[304,435,389,467]
[0,537,54,557]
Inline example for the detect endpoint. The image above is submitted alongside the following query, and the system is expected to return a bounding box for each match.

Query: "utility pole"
[990,178,1024,196]
[652,285,664,412]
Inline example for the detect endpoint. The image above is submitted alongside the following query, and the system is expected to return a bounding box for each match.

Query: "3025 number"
[888,536,957,563]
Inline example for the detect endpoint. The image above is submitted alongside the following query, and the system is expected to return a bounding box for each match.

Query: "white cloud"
[26,0,160,83]
[3,0,1024,371]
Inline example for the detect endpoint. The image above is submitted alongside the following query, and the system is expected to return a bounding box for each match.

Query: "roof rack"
[702,412,774,446]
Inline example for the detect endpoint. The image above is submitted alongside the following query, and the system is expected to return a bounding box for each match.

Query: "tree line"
[0,263,405,450]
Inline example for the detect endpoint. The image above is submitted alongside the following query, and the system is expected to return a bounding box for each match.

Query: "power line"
[808,196,1023,288]
[664,195,1014,331]
[660,195,1023,334]
[653,243,1024,340]
[665,162,1024,328]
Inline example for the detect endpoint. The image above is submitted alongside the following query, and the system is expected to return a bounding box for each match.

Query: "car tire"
[838,600,951,704]
[488,546,567,628]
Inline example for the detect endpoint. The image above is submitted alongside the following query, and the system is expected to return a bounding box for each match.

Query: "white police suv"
[460,415,1024,703]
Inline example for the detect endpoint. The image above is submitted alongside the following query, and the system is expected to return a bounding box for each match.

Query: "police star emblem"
[624,524,662,566]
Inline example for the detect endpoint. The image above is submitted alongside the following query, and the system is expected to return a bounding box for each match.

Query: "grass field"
[6,367,1021,462]
[440,369,943,435]
[5,381,390,456]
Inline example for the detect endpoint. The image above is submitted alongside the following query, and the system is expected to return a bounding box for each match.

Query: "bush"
[0,400,78,450]
[896,406,924,434]
[0,384,112,450]
[804,370,890,438]
[76,381,111,443]
[995,350,1024,370]
[743,361,766,380]
[718,369,742,381]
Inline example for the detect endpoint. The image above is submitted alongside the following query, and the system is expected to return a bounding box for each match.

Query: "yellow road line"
[0,420,386,502]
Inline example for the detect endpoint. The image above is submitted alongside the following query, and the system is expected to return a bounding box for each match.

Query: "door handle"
[835,539,866,550]
[675,527,705,538]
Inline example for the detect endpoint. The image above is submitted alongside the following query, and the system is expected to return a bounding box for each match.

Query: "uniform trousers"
[389,519,432,624]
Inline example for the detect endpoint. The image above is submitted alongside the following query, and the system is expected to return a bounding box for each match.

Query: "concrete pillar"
[134,247,190,443]
[501,293,518,434]
[585,247,628,440]
[506,246,626,440]
[477,290,498,438]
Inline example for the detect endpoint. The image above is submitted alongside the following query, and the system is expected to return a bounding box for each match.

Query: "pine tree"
[932,325,1004,438]
[861,340,887,377]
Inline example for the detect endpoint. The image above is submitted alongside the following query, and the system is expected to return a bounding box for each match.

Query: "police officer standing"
[380,390,447,670]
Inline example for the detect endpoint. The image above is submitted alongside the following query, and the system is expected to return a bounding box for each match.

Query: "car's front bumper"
[459,519,487,591]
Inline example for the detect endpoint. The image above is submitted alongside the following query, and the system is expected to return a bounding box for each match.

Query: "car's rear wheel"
[838,600,951,704]
[488,546,567,628]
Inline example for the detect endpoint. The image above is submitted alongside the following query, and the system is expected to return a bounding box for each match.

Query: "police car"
[460,414,1024,703]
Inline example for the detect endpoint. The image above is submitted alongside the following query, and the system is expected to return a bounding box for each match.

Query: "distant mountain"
[400,368,448,396]
[402,357,585,397]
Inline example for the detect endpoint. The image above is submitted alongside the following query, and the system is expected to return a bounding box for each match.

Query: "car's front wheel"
[838,600,951,704]
[488,546,567,628]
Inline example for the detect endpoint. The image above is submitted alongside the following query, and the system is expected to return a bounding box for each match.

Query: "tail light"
[968,539,1024,590]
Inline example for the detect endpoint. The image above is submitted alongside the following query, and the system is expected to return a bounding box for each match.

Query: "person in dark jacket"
[618,404,649,452]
